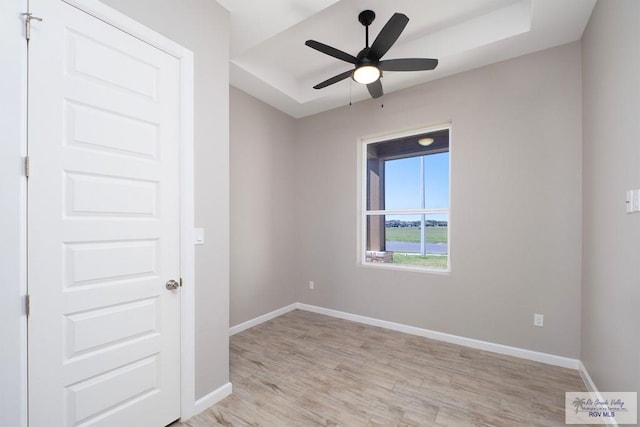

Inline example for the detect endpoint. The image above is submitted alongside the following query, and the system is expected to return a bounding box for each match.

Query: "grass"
[385,226,448,244]
[392,254,448,269]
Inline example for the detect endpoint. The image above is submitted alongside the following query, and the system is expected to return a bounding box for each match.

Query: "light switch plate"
[194,228,205,245]
[626,190,640,214]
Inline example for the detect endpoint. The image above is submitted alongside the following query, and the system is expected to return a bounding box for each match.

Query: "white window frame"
[358,123,452,273]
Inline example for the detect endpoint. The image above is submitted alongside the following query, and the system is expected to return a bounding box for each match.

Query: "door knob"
[166,279,180,290]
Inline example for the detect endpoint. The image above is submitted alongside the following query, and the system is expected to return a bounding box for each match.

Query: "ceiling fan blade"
[379,58,438,71]
[367,79,383,99]
[369,13,409,60]
[313,69,353,89]
[305,40,358,64]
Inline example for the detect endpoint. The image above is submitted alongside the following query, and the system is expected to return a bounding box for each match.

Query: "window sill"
[360,260,451,275]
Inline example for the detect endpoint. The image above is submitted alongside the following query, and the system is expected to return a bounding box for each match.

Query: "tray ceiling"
[217,0,596,118]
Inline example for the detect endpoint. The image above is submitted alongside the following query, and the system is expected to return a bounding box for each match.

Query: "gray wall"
[582,0,640,397]
[101,0,230,399]
[293,42,583,358]
[229,87,297,326]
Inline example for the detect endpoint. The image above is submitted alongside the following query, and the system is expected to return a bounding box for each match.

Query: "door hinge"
[179,277,183,287]
[25,294,31,317]
[22,12,43,41]
[24,156,30,178]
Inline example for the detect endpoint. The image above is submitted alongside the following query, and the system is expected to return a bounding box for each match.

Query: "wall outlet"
[309,281,314,290]
[534,313,544,327]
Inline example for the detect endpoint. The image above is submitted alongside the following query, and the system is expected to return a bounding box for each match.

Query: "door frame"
[2,0,198,423]
[0,0,29,426]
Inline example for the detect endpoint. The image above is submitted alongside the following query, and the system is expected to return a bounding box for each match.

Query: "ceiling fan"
[305,10,438,99]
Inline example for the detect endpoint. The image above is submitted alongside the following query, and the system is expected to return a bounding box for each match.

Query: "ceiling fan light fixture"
[418,137,434,146]
[353,65,380,84]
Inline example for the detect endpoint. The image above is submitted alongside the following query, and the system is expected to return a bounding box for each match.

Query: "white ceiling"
[216,0,596,118]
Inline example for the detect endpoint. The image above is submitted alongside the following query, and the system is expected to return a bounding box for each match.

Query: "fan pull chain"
[349,79,352,106]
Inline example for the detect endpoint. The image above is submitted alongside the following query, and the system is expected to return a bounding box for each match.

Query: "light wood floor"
[179,310,587,426]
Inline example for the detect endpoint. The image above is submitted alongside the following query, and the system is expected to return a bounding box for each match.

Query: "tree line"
[386,220,448,228]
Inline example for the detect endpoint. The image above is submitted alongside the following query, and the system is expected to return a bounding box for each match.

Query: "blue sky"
[383,152,449,222]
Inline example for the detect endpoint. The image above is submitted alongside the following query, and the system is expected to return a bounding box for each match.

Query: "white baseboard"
[229,303,298,336]
[296,303,580,369]
[228,302,580,370]
[578,362,618,427]
[190,382,233,418]
[579,361,600,394]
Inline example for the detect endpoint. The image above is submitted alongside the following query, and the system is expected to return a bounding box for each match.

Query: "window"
[361,126,450,271]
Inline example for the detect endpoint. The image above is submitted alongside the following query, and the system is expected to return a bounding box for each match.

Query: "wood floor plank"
[177,310,587,426]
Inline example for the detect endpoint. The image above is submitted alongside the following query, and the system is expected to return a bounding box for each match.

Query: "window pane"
[382,153,449,211]
[424,152,449,209]
[384,157,421,210]
[365,213,448,270]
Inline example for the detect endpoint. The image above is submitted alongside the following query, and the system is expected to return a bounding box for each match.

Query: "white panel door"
[28,1,181,426]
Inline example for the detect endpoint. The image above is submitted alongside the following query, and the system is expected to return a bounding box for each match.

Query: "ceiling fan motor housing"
[357,48,377,65]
